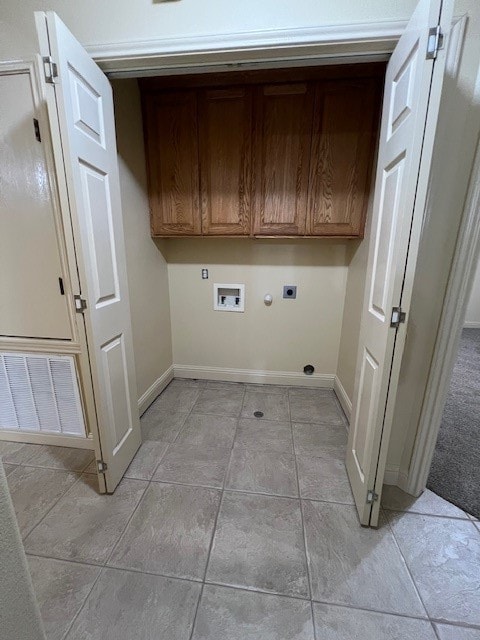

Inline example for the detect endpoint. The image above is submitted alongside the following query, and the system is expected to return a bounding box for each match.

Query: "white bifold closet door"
[346,0,453,526]
[35,12,141,492]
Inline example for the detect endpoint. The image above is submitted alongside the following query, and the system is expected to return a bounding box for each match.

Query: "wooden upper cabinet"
[253,83,314,236]
[143,90,200,235]
[307,80,379,236]
[199,87,253,235]
[141,66,384,238]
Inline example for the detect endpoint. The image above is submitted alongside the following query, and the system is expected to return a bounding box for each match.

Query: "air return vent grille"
[0,352,86,436]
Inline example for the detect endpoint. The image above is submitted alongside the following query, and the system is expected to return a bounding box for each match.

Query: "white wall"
[112,79,173,403]
[0,0,417,62]
[465,258,480,327]
[167,239,348,383]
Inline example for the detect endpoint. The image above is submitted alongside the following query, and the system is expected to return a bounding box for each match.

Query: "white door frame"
[85,21,406,76]
[406,131,480,495]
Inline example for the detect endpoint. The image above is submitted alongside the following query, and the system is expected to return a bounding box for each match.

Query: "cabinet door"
[144,91,200,235]
[199,87,252,235]
[0,70,71,340]
[253,83,314,236]
[308,80,379,236]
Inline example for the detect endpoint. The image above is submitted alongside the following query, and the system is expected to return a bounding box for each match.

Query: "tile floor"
[1,378,480,639]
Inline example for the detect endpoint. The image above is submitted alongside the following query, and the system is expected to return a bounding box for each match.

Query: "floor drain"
[253,411,264,418]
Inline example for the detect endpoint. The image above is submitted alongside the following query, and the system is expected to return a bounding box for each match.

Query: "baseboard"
[333,376,352,422]
[173,364,335,388]
[138,365,174,415]
[383,465,409,490]
[383,466,399,485]
[0,431,94,449]
[464,321,480,329]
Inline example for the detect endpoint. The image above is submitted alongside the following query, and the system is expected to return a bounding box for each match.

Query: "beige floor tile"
[29,555,100,640]
[303,501,426,616]
[7,466,78,538]
[66,568,201,640]
[234,419,293,454]
[0,441,42,465]
[153,443,231,488]
[28,446,94,472]
[25,475,147,564]
[382,486,468,518]
[297,455,353,503]
[109,483,221,580]
[241,391,290,421]
[389,512,480,625]
[124,441,169,480]
[192,584,314,640]
[225,447,298,497]
[313,603,437,640]
[207,492,309,598]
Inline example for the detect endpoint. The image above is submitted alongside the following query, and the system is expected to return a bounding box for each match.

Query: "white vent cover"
[0,352,86,436]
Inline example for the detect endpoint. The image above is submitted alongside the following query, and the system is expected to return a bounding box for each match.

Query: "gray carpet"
[427,328,480,518]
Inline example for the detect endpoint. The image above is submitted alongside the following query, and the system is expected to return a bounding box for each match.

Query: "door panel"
[78,162,119,306]
[253,83,313,235]
[346,0,453,525]
[369,158,405,318]
[101,334,133,446]
[0,70,71,340]
[36,12,141,492]
[199,87,252,235]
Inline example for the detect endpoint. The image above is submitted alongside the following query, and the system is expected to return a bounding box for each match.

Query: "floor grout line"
[431,621,443,640]
[202,388,244,575]
[187,583,205,640]
[57,475,150,639]
[429,619,480,631]
[382,507,473,521]
[52,391,191,640]
[20,470,86,542]
[288,392,318,640]
[26,551,105,569]
[14,380,480,637]
[203,579,311,602]
[188,388,245,640]
[29,380,242,639]
[382,508,433,625]
[309,597,432,622]
[28,547,480,632]
[59,564,105,640]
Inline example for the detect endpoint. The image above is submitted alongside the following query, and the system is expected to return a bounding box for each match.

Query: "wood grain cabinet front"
[199,87,253,235]
[253,83,314,236]
[307,79,380,237]
[143,90,200,235]
[141,67,383,238]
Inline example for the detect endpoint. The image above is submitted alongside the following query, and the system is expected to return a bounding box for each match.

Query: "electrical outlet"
[283,285,297,299]
[202,268,209,279]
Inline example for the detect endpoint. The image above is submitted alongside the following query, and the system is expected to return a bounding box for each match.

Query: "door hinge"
[74,295,87,313]
[97,460,108,473]
[390,306,406,329]
[33,118,41,142]
[426,25,444,60]
[367,490,379,504]
[43,56,58,84]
